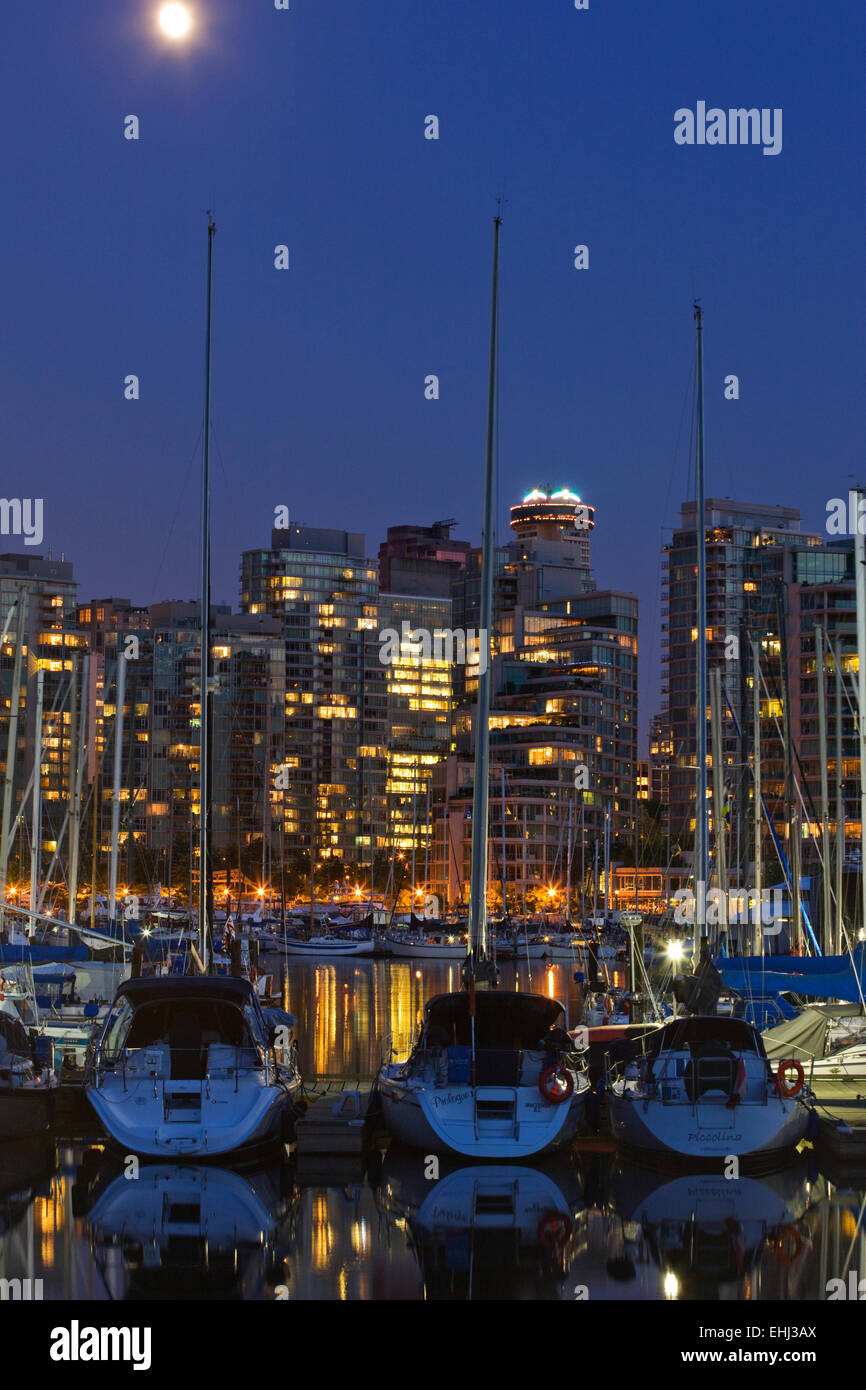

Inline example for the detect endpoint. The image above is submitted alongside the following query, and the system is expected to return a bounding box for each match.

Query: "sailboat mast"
[107,652,126,929]
[752,637,762,955]
[198,212,215,969]
[29,669,44,937]
[694,303,708,946]
[467,214,501,977]
[834,639,844,953]
[816,626,832,953]
[855,486,866,947]
[67,653,89,926]
[0,590,26,936]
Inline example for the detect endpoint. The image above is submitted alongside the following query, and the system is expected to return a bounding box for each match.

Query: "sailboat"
[378,217,590,1158]
[87,216,301,1159]
[605,306,810,1162]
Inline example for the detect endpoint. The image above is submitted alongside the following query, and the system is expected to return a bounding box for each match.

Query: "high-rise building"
[0,554,86,876]
[662,499,822,854]
[434,488,638,913]
[240,524,380,866]
[97,604,286,880]
[661,499,858,942]
[378,520,470,597]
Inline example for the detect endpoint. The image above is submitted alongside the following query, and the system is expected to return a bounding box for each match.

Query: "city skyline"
[3,1,863,756]
[0,475,835,754]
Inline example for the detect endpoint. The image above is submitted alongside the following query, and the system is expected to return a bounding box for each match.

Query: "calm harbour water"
[0,957,863,1301]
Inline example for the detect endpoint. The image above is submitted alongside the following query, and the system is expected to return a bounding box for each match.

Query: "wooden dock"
[812,1079,866,1163]
[294,1077,379,1170]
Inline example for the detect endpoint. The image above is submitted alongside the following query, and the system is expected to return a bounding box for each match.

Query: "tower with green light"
[509,487,595,572]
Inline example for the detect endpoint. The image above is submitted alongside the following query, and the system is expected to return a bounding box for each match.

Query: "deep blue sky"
[2,1,864,746]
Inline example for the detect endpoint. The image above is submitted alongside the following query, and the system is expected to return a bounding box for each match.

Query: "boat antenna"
[198,211,216,972]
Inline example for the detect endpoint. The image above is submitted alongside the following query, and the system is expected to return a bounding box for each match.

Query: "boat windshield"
[422,992,565,1049]
[646,1016,764,1057]
[125,998,252,1051]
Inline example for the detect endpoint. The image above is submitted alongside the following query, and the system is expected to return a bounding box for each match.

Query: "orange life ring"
[770,1224,803,1264]
[538,1211,572,1249]
[539,1065,574,1104]
[776,1059,804,1098]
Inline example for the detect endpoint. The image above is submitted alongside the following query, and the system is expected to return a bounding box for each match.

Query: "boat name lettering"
[431,1091,471,1109]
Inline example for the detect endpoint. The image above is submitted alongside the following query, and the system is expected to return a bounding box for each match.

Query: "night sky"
[2,1,863,744]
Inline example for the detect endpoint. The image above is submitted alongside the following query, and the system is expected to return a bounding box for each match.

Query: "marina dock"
[812,1078,866,1163]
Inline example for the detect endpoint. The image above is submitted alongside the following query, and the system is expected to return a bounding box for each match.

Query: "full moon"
[159,4,191,38]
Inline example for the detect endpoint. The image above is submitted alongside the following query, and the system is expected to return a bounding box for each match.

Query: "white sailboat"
[86,974,301,1159]
[605,307,810,1162]
[605,1013,809,1160]
[378,216,590,1158]
[87,217,302,1160]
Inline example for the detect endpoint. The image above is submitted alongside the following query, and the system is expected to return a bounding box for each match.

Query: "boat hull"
[278,938,376,957]
[386,940,466,960]
[87,1074,300,1161]
[378,1069,587,1159]
[607,1089,809,1160]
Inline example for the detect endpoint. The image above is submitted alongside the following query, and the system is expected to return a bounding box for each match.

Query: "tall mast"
[710,665,727,947]
[500,766,507,918]
[107,652,126,929]
[0,591,26,936]
[566,792,573,926]
[816,627,831,953]
[198,212,215,969]
[466,214,501,985]
[834,639,844,953]
[29,669,44,938]
[67,653,89,926]
[694,303,708,946]
[752,637,762,955]
[855,486,866,948]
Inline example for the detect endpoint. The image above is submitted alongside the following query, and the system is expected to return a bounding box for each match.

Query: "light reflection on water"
[0,959,861,1301]
[274,955,626,1077]
[1,1140,863,1302]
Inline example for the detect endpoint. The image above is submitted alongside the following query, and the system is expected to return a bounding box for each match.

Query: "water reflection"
[271,956,610,1077]
[378,1152,582,1299]
[83,1161,296,1300]
[0,1138,862,1300]
[0,960,862,1300]
[605,1154,820,1300]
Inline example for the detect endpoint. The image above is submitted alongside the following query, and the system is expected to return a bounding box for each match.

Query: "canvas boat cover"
[762,1006,829,1062]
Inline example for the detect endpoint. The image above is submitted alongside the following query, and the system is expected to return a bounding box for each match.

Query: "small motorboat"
[86,975,302,1160]
[605,1014,811,1161]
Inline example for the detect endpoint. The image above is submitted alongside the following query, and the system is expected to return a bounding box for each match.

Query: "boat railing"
[92,1041,269,1093]
[608,1050,773,1105]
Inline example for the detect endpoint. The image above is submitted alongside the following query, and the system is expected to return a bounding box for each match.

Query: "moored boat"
[379,989,589,1159]
[86,975,301,1160]
[605,1014,811,1161]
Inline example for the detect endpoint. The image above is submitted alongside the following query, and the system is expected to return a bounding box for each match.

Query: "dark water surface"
[0,957,863,1301]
